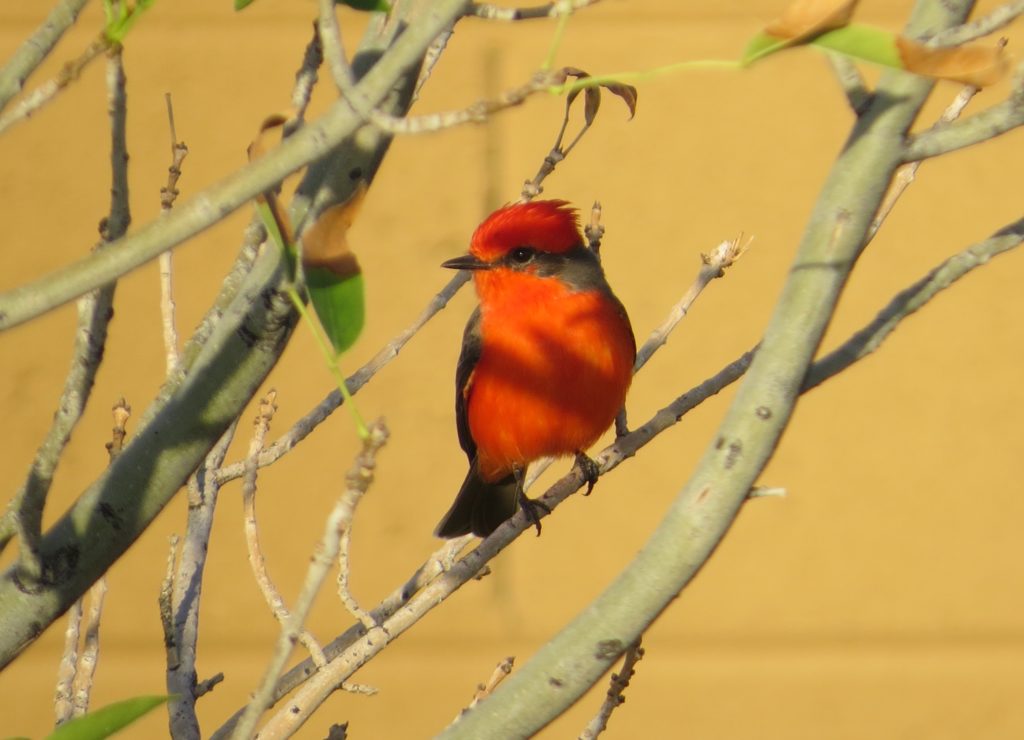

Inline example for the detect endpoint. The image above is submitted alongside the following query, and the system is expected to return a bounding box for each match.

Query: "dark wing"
[455,306,483,462]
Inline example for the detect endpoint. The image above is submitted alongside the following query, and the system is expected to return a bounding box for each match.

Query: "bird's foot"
[574,452,601,496]
[518,495,552,537]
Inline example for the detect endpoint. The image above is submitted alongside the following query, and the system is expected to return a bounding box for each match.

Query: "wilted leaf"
[896,37,1010,87]
[764,0,858,42]
[742,0,857,65]
[247,111,298,261]
[301,185,367,355]
[46,696,169,740]
[560,67,638,123]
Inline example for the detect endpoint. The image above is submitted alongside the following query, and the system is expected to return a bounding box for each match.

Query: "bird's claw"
[518,496,551,536]
[574,452,601,496]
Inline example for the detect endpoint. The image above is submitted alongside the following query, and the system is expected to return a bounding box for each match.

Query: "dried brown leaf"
[896,37,1010,87]
[247,109,299,244]
[764,0,858,42]
[302,184,367,279]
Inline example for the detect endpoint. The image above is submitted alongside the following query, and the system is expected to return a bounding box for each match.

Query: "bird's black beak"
[441,254,490,271]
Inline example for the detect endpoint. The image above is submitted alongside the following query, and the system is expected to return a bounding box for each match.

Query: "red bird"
[434,200,636,538]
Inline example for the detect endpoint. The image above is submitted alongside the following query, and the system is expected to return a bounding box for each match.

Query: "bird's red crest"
[470,200,582,262]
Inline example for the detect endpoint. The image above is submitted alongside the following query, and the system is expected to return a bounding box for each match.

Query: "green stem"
[541,10,571,71]
[285,287,369,439]
[549,58,742,94]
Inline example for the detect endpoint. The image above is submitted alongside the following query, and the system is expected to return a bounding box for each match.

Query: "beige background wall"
[2,1,1023,737]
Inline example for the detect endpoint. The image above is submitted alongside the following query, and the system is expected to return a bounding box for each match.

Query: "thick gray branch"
[0,0,471,332]
[0,0,464,674]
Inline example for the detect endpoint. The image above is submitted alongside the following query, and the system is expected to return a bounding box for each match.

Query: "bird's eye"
[510,247,535,264]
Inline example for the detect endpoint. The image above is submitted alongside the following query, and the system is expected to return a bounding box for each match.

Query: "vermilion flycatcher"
[434,200,636,538]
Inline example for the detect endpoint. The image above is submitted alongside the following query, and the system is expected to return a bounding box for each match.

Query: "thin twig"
[469,0,601,21]
[71,577,108,718]
[159,93,188,374]
[452,657,515,723]
[54,599,83,726]
[0,36,109,136]
[930,1,1024,46]
[0,0,92,113]
[212,535,473,738]
[319,0,566,136]
[239,214,1024,737]
[0,42,129,573]
[579,638,643,739]
[105,398,131,462]
[57,394,125,726]
[870,83,980,239]
[634,234,751,372]
[413,29,454,102]
[216,271,470,485]
[166,421,236,740]
[900,62,1024,163]
[240,392,327,670]
[232,420,390,740]
[285,24,324,138]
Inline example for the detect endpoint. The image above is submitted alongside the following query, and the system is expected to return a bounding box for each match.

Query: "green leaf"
[234,0,256,8]
[307,268,365,356]
[741,24,902,71]
[46,696,169,740]
[740,31,794,66]
[808,24,901,69]
[337,0,391,10]
[103,0,157,43]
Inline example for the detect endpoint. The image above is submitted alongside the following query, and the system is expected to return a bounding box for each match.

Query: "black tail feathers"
[434,462,519,538]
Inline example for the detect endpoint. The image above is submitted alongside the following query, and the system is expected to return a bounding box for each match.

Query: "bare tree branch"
[232,420,389,739]
[930,0,1024,45]
[216,271,471,484]
[165,422,236,740]
[469,0,601,21]
[902,63,1024,162]
[70,578,107,718]
[0,0,471,332]
[241,392,328,666]
[437,5,979,735]
[0,36,109,136]
[0,43,130,575]
[0,0,91,113]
